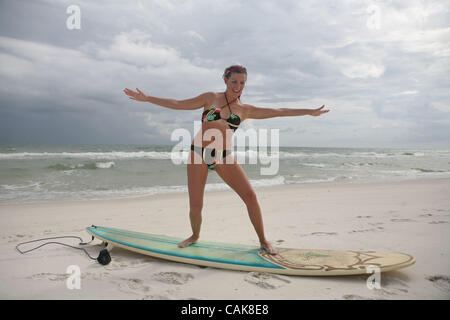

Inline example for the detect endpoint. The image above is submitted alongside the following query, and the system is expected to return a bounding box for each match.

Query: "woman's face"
[225,73,247,98]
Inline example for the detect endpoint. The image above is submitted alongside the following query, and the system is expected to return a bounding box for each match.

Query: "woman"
[123,65,329,255]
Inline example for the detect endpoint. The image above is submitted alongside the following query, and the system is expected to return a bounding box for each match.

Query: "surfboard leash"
[15,233,111,265]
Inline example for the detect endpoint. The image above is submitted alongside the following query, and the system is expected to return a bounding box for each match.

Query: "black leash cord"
[15,236,97,261]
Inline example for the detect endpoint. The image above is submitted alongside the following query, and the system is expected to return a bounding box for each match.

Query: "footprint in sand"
[419,213,434,217]
[81,271,110,281]
[27,271,110,282]
[418,213,449,224]
[141,294,171,300]
[426,275,450,294]
[244,272,291,289]
[27,273,68,281]
[105,256,153,270]
[152,272,194,285]
[390,218,415,223]
[342,294,378,300]
[310,232,338,236]
[116,278,150,295]
[368,222,385,230]
[348,228,379,234]
[377,276,409,297]
[7,234,30,243]
[126,278,149,292]
[382,276,409,287]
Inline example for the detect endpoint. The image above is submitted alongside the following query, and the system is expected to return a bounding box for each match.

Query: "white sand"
[0,178,449,300]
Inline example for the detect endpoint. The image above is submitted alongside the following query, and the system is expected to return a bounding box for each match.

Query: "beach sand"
[1,178,449,300]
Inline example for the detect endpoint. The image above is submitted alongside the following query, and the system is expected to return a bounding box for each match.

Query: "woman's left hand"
[310,105,330,117]
[123,88,149,102]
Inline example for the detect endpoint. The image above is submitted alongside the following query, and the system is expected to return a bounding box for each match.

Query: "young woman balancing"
[123,65,329,255]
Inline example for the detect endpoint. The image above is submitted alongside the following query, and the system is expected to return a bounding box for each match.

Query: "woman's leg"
[178,150,209,248]
[214,156,277,254]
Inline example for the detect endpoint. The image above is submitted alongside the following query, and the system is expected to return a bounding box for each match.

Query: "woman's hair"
[223,65,247,79]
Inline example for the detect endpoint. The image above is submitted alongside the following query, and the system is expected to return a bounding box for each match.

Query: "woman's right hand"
[123,88,148,102]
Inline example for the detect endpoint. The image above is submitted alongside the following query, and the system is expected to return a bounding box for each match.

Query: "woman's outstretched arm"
[245,104,330,119]
[123,88,212,110]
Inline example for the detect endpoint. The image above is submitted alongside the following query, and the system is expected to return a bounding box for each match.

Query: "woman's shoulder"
[199,91,219,107]
[201,91,226,108]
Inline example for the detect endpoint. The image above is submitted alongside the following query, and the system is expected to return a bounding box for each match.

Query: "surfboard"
[86,226,415,276]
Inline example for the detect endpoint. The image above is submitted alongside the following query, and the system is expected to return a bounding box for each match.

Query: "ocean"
[1,144,449,204]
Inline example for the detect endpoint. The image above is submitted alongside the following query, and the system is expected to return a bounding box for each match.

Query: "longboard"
[86,226,415,276]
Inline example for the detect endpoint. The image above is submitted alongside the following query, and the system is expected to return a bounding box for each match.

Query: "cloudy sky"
[0,0,449,148]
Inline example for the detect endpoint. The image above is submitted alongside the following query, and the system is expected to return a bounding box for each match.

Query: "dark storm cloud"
[0,0,449,147]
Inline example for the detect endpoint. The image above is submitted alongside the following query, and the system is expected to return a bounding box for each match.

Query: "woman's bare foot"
[260,241,278,255]
[178,235,199,248]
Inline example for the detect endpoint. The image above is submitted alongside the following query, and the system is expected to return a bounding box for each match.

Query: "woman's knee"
[241,190,258,204]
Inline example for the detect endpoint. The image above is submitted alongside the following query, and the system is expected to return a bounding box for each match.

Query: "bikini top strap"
[224,92,239,114]
[224,92,231,113]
